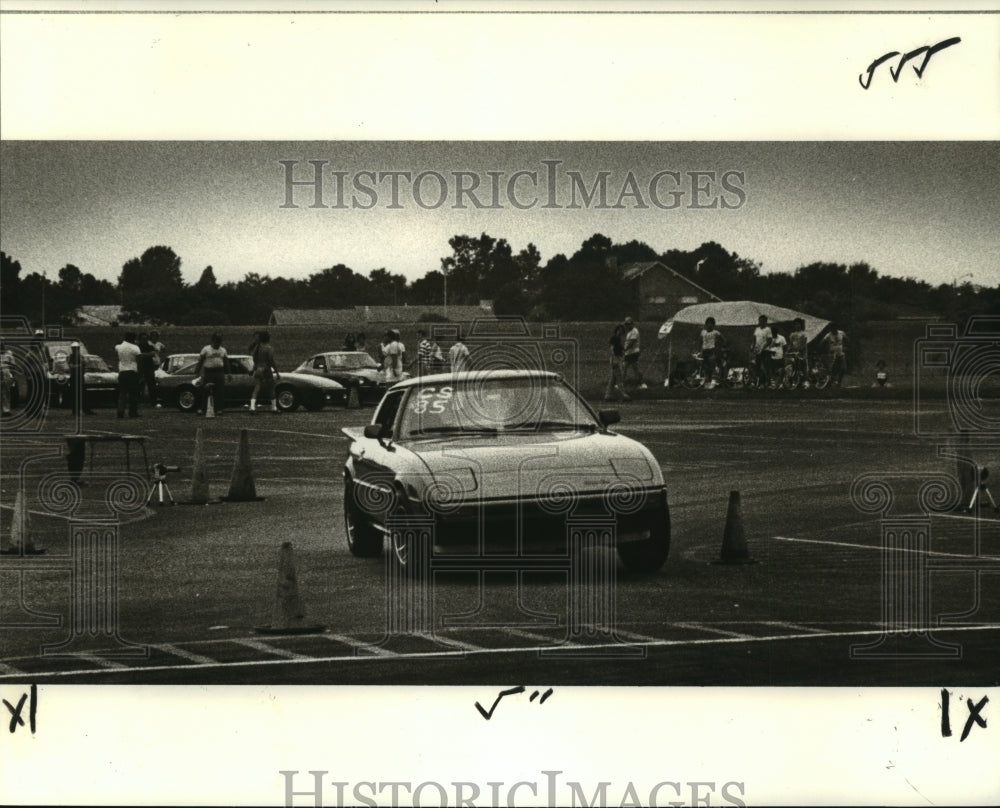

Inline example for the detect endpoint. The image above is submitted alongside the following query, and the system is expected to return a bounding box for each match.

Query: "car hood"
[282,371,344,390]
[400,430,663,499]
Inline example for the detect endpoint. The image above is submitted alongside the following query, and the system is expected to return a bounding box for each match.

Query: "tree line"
[2,234,996,330]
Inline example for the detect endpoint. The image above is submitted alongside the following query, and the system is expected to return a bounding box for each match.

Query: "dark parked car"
[157,354,346,412]
[293,351,391,404]
[44,340,119,407]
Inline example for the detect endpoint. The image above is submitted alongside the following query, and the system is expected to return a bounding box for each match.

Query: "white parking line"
[322,632,398,657]
[773,535,1000,560]
[760,621,829,634]
[152,643,217,665]
[424,633,483,652]
[0,662,25,676]
[672,622,755,639]
[230,638,309,660]
[3,624,997,680]
[61,653,128,670]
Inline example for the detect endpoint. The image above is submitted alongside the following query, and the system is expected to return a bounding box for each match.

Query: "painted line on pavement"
[3,624,997,681]
[152,643,217,665]
[773,535,1000,560]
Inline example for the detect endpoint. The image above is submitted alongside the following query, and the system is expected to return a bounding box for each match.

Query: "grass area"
[25,318,954,399]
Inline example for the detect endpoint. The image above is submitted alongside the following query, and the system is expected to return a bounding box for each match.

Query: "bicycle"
[682,352,709,389]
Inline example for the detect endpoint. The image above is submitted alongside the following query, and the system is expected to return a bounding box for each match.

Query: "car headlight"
[610,457,654,481]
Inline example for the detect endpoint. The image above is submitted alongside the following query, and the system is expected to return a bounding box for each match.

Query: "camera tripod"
[146,463,177,506]
[966,467,998,513]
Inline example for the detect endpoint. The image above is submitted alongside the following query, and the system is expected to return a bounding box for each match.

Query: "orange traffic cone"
[1,487,45,555]
[222,429,264,502]
[189,427,211,504]
[255,542,324,634]
[713,490,755,565]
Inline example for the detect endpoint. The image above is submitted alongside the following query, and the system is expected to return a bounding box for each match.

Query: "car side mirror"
[598,409,621,427]
[363,423,385,439]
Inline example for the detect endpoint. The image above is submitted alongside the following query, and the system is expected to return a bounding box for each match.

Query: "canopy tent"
[655,301,831,383]
[668,300,830,342]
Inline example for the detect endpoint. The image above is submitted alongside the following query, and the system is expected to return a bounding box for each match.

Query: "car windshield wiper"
[512,421,596,431]
[408,425,499,436]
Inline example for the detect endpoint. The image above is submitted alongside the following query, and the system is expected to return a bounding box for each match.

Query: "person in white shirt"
[767,326,787,385]
[382,329,406,382]
[621,316,647,389]
[115,332,142,418]
[448,334,470,373]
[698,317,727,388]
[750,315,772,383]
[194,332,229,414]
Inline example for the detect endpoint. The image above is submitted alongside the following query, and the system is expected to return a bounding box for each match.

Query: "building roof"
[73,305,128,326]
[269,303,496,326]
[620,261,722,302]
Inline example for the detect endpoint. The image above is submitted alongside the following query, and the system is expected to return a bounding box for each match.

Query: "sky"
[2,140,998,292]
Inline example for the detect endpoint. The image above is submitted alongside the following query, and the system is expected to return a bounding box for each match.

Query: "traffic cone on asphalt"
[189,427,210,504]
[713,490,755,565]
[346,384,361,409]
[955,431,977,510]
[1,487,45,555]
[205,384,216,418]
[222,429,264,502]
[255,542,324,634]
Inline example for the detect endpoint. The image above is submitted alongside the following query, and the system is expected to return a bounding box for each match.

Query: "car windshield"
[400,376,598,437]
[84,356,111,372]
[324,352,378,370]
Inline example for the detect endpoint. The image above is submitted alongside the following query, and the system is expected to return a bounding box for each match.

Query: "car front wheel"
[177,386,198,412]
[616,495,671,574]
[344,478,384,557]
[275,385,299,412]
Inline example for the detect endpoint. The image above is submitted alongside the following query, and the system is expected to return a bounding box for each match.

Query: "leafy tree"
[1,252,22,315]
[118,246,186,322]
[368,267,408,306]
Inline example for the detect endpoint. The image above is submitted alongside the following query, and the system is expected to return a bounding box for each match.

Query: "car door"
[351,388,407,523]
[227,357,254,401]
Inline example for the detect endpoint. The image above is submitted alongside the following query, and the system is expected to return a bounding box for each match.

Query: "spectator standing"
[115,331,142,418]
[416,330,435,375]
[821,323,848,387]
[873,359,889,388]
[621,316,647,389]
[356,332,368,355]
[248,331,280,413]
[149,331,165,407]
[382,329,406,383]
[604,322,630,401]
[698,317,727,389]
[136,332,158,406]
[1,340,15,417]
[195,332,228,415]
[68,341,94,415]
[343,332,357,351]
[767,326,787,384]
[448,334,470,373]
[786,318,809,380]
[750,315,772,383]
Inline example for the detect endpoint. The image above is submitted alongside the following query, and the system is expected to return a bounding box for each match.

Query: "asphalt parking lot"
[1,394,998,685]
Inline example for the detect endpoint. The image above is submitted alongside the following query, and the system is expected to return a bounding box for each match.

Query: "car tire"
[177,386,198,413]
[616,494,671,574]
[388,487,431,577]
[275,385,299,412]
[343,478,383,557]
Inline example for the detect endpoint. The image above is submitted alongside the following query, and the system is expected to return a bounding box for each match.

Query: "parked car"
[157,354,346,412]
[156,353,200,379]
[43,340,119,407]
[342,369,670,574]
[293,351,392,404]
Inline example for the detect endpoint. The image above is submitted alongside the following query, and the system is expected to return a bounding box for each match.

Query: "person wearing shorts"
[698,317,726,388]
[248,331,280,413]
[195,332,228,414]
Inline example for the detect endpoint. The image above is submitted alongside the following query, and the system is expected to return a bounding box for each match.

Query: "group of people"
[112,331,165,417]
[375,328,471,381]
[606,313,851,398]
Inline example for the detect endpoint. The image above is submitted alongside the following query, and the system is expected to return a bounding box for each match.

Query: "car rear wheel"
[616,495,671,574]
[343,478,383,557]
[275,385,299,412]
[177,386,198,413]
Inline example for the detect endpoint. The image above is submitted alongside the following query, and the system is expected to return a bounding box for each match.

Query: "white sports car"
[342,370,670,574]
